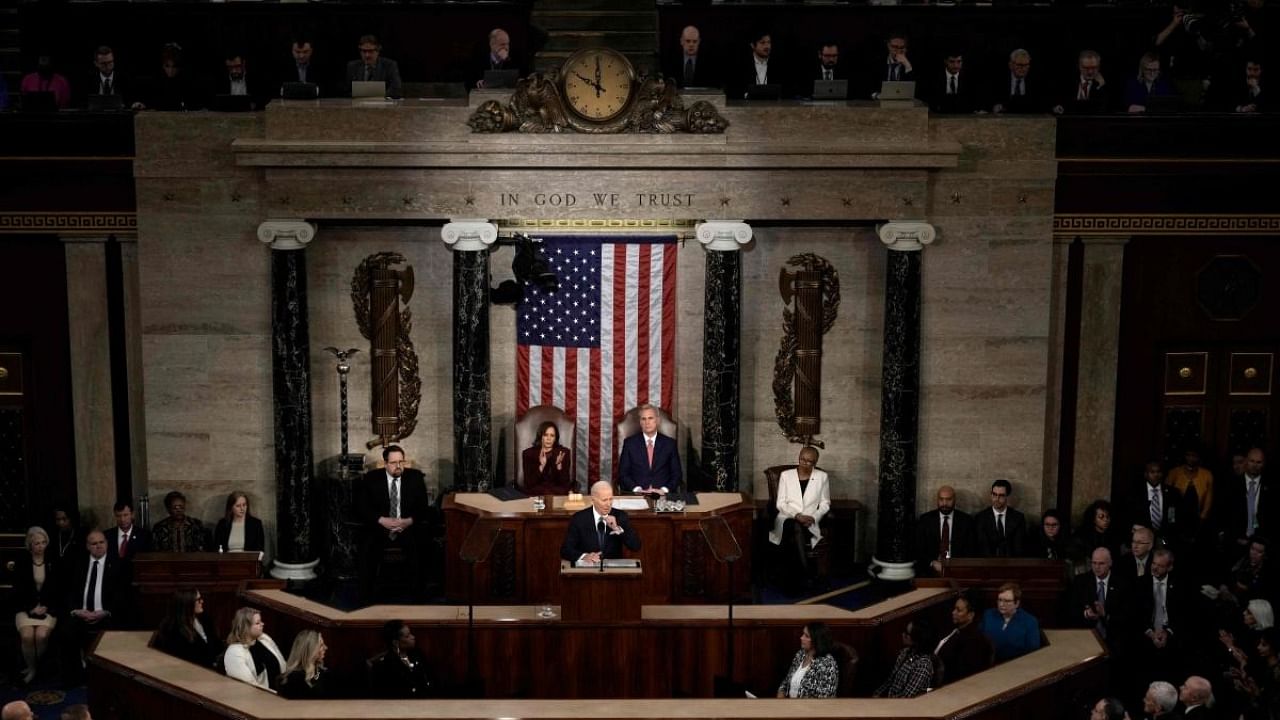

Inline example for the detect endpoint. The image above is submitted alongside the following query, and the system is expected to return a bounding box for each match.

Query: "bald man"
[915,485,975,575]
[2,701,35,720]
[61,529,127,682]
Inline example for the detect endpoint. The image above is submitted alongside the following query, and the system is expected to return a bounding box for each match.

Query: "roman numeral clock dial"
[561,48,636,125]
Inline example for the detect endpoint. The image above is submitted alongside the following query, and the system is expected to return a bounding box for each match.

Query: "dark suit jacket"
[213,515,266,553]
[355,467,429,539]
[210,74,269,110]
[1056,77,1112,114]
[14,553,63,616]
[280,62,326,96]
[1217,474,1274,544]
[664,54,719,88]
[990,73,1046,113]
[559,507,641,560]
[81,72,130,106]
[1130,482,1183,546]
[64,553,127,620]
[866,59,914,98]
[105,525,151,562]
[1138,570,1190,637]
[974,508,1028,557]
[727,55,778,99]
[370,648,436,698]
[471,51,528,89]
[617,432,682,492]
[925,71,980,113]
[936,621,993,684]
[521,445,573,495]
[344,57,402,98]
[914,509,976,573]
[1070,571,1135,643]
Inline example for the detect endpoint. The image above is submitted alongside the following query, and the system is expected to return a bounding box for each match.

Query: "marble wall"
[132,108,1058,561]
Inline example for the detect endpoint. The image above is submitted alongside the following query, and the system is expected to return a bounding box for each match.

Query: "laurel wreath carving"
[350,252,421,447]
[773,254,840,446]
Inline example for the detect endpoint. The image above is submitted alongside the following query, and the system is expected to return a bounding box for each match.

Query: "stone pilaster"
[696,221,752,491]
[441,220,498,491]
[258,220,320,581]
[871,221,936,581]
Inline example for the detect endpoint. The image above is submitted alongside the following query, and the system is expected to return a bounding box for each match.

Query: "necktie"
[103,77,112,95]
[119,531,129,559]
[1079,80,1089,100]
[1150,487,1162,529]
[824,68,833,81]
[298,65,307,82]
[997,513,1005,537]
[86,559,99,611]
[888,64,899,81]
[940,514,951,559]
[647,438,654,468]
[597,518,607,552]
[364,66,373,82]
[949,75,957,95]
[390,477,400,519]
[1095,579,1107,637]
[1154,579,1168,629]
[1137,557,1146,577]
[684,58,694,85]
[1248,479,1259,533]
[1017,79,1025,96]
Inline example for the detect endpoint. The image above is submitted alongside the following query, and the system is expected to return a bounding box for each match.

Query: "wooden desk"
[560,560,643,621]
[939,558,1069,627]
[443,492,753,606]
[131,552,264,632]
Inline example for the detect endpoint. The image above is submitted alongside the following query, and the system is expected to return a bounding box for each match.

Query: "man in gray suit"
[345,34,402,99]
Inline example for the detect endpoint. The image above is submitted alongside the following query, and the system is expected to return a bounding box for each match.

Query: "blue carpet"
[0,676,87,720]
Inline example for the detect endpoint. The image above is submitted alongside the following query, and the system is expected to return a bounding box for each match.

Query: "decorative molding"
[497,218,699,233]
[695,221,752,251]
[268,558,320,581]
[257,220,316,251]
[0,212,136,235]
[878,221,937,252]
[1055,214,1280,236]
[440,220,498,252]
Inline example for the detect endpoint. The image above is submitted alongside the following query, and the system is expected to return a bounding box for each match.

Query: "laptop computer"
[812,79,848,99]
[879,80,916,100]
[1144,94,1180,114]
[211,94,253,112]
[281,82,319,100]
[745,83,782,100]
[350,80,386,98]
[21,91,58,112]
[87,94,125,111]
[484,69,519,89]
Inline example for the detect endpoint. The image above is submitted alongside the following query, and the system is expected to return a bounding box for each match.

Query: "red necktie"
[119,531,129,558]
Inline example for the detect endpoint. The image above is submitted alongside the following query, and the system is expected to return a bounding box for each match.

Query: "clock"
[561,48,636,124]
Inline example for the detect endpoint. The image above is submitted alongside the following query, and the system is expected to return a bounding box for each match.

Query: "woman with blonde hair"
[14,527,59,684]
[279,629,330,698]
[223,607,285,691]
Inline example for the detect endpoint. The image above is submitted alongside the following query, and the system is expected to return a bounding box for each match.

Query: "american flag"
[516,236,677,487]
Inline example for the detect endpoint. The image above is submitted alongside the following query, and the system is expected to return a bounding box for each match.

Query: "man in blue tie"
[617,404,682,495]
[560,481,641,564]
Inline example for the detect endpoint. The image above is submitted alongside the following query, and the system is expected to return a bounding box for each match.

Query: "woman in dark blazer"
[14,526,60,684]
[521,421,573,495]
[154,588,224,669]
[213,491,265,553]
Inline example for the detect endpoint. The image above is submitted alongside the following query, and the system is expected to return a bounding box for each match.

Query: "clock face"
[562,49,635,122]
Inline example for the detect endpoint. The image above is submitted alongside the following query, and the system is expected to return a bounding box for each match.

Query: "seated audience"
[1091,697,1128,720]
[154,589,223,669]
[522,421,573,495]
[1125,526,1157,579]
[1215,58,1267,113]
[874,620,937,698]
[107,499,150,563]
[152,490,207,552]
[1054,50,1112,115]
[20,55,72,109]
[223,606,285,691]
[728,27,775,99]
[345,34,402,99]
[214,491,266,553]
[991,49,1044,114]
[279,629,330,699]
[213,51,265,111]
[61,530,127,682]
[83,45,137,109]
[935,594,993,684]
[1143,680,1179,720]
[1070,547,1134,643]
[868,32,915,99]
[769,446,831,591]
[52,506,85,563]
[371,620,436,698]
[282,36,324,96]
[807,40,848,85]
[1072,499,1124,564]
[14,527,59,685]
[925,50,980,114]
[1126,53,1174,113]
[981,582,1041,661]
[915,485,975,576]
[1029,508,1069,561]
[776,621,839,698]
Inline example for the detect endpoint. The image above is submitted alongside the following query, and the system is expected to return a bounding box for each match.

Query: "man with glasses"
[356,444,430,605]
[975,479,1028,558]
[344,34,402,99]
[992,48,1043,114]
[868,32,914,99]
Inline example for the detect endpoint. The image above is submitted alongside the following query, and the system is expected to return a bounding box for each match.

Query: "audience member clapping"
[223,607,285,692]
[155,589,223,669]
[775,622,839,698]
[279,629,330,699]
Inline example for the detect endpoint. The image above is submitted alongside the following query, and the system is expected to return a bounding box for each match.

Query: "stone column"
[1072,236,1129,508]
[258,220,320,581]
[696,221,752,491]
[441,220,498,491]
[871,221,936,581]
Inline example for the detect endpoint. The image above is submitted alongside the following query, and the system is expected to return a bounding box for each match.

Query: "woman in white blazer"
[223,606,286,692]
[769,447,831,589]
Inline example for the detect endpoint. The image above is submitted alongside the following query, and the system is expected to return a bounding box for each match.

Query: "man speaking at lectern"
[560,481,641,564]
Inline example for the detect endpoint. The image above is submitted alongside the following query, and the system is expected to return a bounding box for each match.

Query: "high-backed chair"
[833,641,860,697]
[614,405,678,444]
[514,405,576,489]
[763,464,832,584]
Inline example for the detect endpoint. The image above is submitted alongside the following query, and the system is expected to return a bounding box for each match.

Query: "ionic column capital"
[878,221,937,252]
[696,221,752,251]
[441,220,498,252]
[258,220,317,251]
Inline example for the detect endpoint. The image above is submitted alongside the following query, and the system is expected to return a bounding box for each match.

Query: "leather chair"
[614,406,678,444]
[514,405,575,489]
[763,464,832,586]
[833,641,859,697]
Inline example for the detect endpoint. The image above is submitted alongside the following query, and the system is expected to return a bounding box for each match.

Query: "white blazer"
[769,468,831,547]
[223,633,285,691]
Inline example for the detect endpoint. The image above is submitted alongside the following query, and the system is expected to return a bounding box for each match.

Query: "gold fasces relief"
[774,254,840,447]
[351,252,422,448]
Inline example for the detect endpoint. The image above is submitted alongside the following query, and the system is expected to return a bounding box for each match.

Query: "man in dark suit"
[991,48,1044,114]
[472,28,527,90]
[62,530,127,680]
[1054,50,1112,115]
[665,25,718,89]
[1070,547,1136,648]
[925,51,980,114]
[617,404,682,494]
[1217,447,1271,562]
[974,479,1028,557]
[1125,526,1156,579]
[345,34,402,99]
[914,485,975,575]
[867,32,915,99]
[106,500,150,564]
[809,41,849,83]
[1178,676,1214,719]
[560,480,641,563]
[1131,460,1183,549]
[728,28,776,99]
[280,38,325,97]
[1137,549,1189,682]
[355,444,430,604]
[83,45,133,108]
[212,52,267,110]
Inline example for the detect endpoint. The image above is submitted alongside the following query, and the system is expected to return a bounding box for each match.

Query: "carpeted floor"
[0,675,87,719]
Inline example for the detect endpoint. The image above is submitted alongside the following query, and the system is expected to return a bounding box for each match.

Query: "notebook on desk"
[812,79,848,99]
[87,94,125,111]
[487,487,528,501]
[745,83,782,100]
[350,80,386,98]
